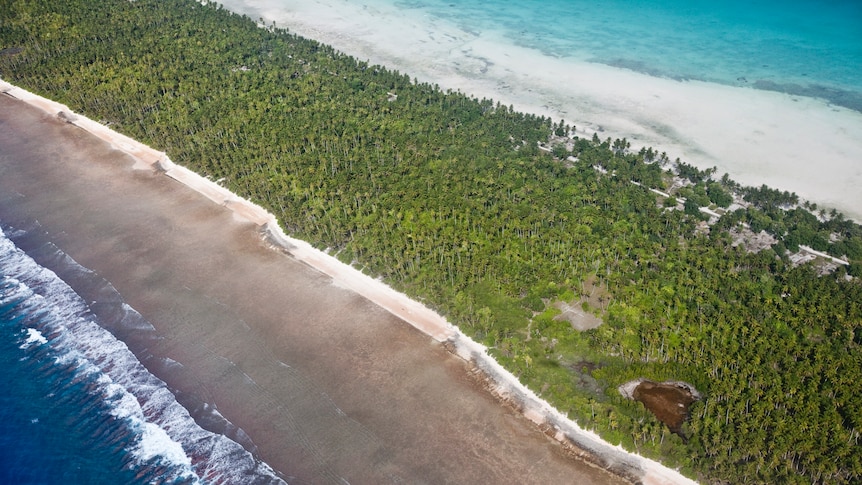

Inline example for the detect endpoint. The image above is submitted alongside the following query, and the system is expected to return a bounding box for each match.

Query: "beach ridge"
[0,77,696,485]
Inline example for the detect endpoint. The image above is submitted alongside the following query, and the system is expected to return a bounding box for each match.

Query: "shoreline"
[222,0,862,221]
[1,90,628,484]
[0,80,696,484]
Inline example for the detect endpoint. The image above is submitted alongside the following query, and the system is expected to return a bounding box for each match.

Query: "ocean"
[0,223,285,484]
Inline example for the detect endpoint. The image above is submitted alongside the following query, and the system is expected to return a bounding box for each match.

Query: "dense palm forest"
[2,1,861,483]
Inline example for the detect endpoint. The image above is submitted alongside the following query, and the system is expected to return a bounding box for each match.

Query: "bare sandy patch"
[554,299,604,331]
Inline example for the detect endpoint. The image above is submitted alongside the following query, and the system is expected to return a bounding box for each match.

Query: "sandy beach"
[220,0,862,221]
[0,91,635,483]
[0,82,701,483]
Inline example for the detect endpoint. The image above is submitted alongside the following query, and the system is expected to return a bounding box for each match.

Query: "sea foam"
[21,327,47,347]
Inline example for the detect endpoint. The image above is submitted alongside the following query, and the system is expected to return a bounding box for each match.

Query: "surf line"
[0,78,697,485]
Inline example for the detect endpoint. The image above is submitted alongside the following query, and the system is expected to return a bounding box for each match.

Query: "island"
[1,1,860,483]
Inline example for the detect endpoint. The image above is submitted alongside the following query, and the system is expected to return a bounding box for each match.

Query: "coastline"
[222,0,862,221]
[0,81,696,484]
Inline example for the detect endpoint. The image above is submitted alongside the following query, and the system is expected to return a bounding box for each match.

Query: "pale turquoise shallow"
[395,0,862,110]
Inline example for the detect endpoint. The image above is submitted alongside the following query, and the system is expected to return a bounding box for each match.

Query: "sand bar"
[0,84,697,483]
[222,0,862,221]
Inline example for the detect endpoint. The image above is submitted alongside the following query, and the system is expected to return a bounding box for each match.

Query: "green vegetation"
[2,1,861,483]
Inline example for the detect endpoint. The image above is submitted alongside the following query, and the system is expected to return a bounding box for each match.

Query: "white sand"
[221,0,862,221]
[0,81,169,171]
[3,79,697,483]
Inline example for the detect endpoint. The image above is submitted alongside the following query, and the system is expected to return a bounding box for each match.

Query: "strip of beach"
[0,84,697,483]
[223,0,862,222]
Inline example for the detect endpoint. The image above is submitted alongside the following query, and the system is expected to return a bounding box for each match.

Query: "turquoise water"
[394,0,862,110]
[0,224,285,484]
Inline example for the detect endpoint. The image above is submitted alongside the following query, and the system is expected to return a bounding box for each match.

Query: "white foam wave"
[137,422,194,469]
[21,328,48,348]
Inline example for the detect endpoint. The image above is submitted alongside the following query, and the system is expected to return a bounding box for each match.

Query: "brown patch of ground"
[631,381,700,435]
[553,299,604,330]
[554,275,610,331]
[580,274,612,312]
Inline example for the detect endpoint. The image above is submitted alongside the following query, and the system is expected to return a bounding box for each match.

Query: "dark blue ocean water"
[393,0,862,110]
[0,224,285,484]
[0,315,141,484]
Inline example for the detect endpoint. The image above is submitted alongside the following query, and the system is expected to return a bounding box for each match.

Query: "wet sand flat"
[0,95,625,483]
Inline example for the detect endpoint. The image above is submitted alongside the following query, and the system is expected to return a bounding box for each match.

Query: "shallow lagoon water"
[404,0,862,103]
[228,0,862,219]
